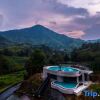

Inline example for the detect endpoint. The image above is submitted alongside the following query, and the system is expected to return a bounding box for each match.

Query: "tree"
[25,49,46,76]
[49,53,64,65]
[91,56,100,71]
[71,43,100,71]
[71,49,78,61]
[2,48,14,56]
[64,54,70,63]
[0,55,11,75]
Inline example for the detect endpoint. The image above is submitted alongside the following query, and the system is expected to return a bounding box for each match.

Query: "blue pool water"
[54,81,77,88]
[48,66,78,72]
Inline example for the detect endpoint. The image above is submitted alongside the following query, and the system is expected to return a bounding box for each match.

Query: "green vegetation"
[25,49,47,76]
[0,45,33,57]
[0,55,28,75]
[0,45,29,92]
[90,84,100,94]
[0,71,26,92]
[25,48,70,76]
[0,42,100,94]
[71,43,100,71]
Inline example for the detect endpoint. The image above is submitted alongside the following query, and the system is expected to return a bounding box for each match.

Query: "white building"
[43,65,93,96]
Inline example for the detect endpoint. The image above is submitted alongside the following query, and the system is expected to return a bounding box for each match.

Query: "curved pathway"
[0,83,21,100]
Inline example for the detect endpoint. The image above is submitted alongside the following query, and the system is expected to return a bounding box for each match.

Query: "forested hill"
[0,35,12,47]
[0,25,84,50]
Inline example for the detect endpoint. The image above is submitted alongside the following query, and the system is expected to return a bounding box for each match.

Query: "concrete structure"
[43,65,93,96]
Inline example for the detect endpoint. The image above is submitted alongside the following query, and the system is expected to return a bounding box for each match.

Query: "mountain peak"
[34,24,43,27]
[31,24,55,34]
[33,24,47,29]
[0,25,84,50]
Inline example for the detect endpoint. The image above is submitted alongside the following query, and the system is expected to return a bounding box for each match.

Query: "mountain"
[0,25,84,50]
[0,35,12,47]
[87,39,100,43]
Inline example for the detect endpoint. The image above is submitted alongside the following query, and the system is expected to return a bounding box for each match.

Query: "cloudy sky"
[0,0,100,40]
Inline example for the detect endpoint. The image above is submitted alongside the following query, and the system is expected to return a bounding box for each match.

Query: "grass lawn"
[0,70,26,92]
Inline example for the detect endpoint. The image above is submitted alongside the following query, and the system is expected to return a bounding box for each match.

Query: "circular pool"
[43,66,81,77]
[48,66,79,73]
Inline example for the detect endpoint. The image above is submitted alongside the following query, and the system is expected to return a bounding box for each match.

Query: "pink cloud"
[66,30,86,38]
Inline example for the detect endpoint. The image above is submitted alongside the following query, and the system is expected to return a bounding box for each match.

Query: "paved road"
[0,83,21,100]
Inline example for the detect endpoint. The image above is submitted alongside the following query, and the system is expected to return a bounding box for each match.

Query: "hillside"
[71,43,100,71]
[0,35,12,47]
[87,39,100,43]
[0,25,84,50]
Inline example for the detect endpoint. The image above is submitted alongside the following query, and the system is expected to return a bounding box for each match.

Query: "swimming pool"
[48,66,79,73]
[52,81,78,89]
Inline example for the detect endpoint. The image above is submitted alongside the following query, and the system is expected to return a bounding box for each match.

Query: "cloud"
[0,0,88,31]
[66,30,85,38]
[49,0,89,16]
[58,0,100,15]
[48,13,100,40]
[83,24,100,40]
[0,14,4,27]
[72,14,100,40]
[0,0,100,40]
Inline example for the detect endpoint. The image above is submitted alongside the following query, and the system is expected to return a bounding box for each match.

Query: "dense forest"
[0,45,69,75]
[71,43,100,71]
[0,43,100,76]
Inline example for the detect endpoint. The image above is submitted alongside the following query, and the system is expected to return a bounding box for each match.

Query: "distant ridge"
[0,25,84,50]
[87,39,100,43]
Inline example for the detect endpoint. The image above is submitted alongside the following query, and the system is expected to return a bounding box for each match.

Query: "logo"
[83,90,100,98]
